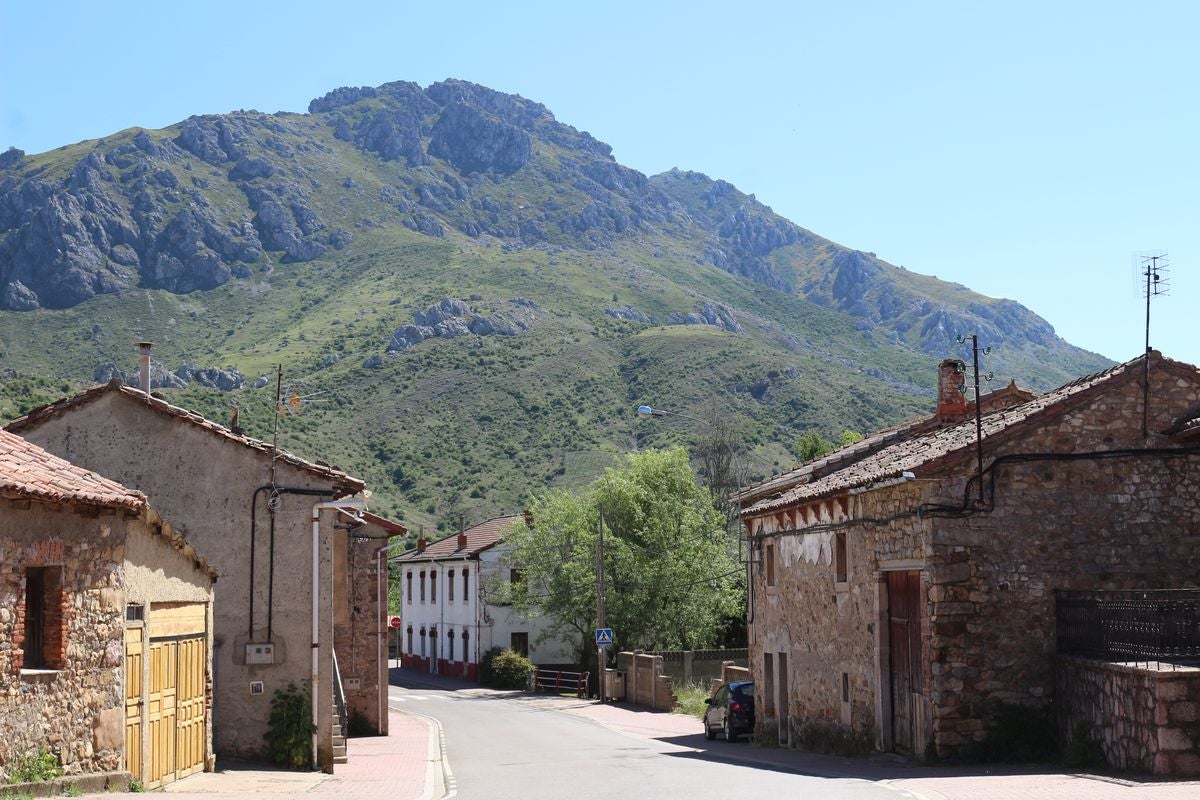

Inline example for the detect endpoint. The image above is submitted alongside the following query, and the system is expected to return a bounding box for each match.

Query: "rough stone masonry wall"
[0,502,128,777]
[750,481,934,751]
[925,363,1200,757]
[333,535,387,735]
[1056,657,1200,776]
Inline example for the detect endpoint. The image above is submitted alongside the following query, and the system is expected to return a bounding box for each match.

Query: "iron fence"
[1056,589,1200,666]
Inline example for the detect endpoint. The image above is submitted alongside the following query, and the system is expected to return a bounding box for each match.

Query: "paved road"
[388,679,918,800]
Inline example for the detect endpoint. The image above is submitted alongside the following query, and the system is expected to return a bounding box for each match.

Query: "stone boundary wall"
[650,648,749,686]
[616,651,676,711]
[1056,656,1200,776]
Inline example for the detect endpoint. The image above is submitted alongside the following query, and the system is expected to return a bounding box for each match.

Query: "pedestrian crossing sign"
[595,627,613,646]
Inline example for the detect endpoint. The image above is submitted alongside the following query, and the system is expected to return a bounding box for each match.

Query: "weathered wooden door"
[124,627,144,781]
[888,570,922,754]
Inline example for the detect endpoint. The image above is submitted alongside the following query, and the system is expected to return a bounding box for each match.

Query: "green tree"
[796,430,835,462]
[499,448,743,670]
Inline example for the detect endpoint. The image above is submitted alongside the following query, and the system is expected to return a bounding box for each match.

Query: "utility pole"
[595,508,606,703]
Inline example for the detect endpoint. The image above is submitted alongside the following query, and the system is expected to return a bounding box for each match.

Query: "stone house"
[0,428,216,789]
[737,351,1200,772]
[6,380,401,771]
[394,516,575,680]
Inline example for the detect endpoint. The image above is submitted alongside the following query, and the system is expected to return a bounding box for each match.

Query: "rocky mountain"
[0,79,1110,530]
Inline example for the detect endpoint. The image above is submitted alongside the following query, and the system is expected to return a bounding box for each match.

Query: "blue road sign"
[595,627,613,646]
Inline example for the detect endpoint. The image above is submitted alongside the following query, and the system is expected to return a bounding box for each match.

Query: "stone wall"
[745,357,1200,763]
[1056,657,1200,776]
[0,502,128,777]
[333,532,388,735]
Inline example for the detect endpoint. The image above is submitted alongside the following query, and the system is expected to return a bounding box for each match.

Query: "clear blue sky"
[3,1,1195,368]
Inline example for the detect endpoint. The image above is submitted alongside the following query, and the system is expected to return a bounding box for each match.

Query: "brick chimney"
[457,514,467,549]
[457,532,468,549]
[416,536,426,553]
[937,359,968,422]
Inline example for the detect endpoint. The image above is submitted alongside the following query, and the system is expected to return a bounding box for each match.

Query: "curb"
[394,705,456,800]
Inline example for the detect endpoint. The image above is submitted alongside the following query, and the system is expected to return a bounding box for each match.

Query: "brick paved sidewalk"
[556,698,1200,800]
[72,709,436,800]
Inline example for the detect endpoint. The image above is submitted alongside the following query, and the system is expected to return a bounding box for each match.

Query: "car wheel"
[723,716,736,743]
[704,717,715,740]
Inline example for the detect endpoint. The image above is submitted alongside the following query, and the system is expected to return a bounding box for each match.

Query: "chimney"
[457,514,467,549]
[230,406,243,436]
[937,358,968,422]
[416,536,427,553]
[136,341,153,394]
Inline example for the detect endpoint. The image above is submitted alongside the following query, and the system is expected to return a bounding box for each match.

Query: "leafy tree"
[498,448,743,671]
[796,429,864,462]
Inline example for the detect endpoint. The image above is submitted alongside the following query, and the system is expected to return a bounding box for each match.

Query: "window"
[447,628,454,661]
[419,571,426,604]
[511,631,529,658]
[430,627,437,661]
[448,570,455,602]
[406,626,413,655]
[765,542,776,587]
[834,531,848,586]
[462,629,469,662]
[406,571,413,604]
[125,603,145,622]
[20,566,65,671]
[419,627,426,657]
[430,568,437,604]
[462,568,469,602]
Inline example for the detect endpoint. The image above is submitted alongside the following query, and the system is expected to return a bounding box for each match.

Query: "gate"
[888,570,922,754]
[124,627,143,780]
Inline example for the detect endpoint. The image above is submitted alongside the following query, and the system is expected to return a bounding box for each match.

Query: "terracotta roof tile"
[6,381,364,494]
[392,515,521,562]
[745,352,1193,514]
[0,428,145,510]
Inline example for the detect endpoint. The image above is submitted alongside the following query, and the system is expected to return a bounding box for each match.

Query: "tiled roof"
[392,515,521,562]
[0,428,146,510]
[6,381,364,495]
[744,353,1193,514]
[360,510,408,536]
[738,381,1035,506]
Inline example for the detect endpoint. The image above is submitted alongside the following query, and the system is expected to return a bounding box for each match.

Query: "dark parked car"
[703,680,755,742]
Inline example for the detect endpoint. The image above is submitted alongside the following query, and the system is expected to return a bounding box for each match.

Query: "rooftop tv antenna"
[1134,251,1169,437]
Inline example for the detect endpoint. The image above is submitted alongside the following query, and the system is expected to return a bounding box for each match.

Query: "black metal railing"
[1056,589,1200,666]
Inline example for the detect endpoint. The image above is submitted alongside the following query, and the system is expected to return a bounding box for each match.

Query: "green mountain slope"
[0,79,1110,533]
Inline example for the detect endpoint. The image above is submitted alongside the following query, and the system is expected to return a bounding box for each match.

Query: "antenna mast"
[1135,252,1169,437]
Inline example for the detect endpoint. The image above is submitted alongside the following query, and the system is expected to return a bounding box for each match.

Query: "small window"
[448,569,455,602]
[834,531,848,586]
[126,604,145,622]
[462,568,469,602]
[511,631,529,658]
[406,571,413,604]
[510,568,524,586]
[21,566,65,671]
[765,542,776,587]
[419,571,426,604]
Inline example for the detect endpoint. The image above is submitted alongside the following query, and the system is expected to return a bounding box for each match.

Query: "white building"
[393,515,575,680]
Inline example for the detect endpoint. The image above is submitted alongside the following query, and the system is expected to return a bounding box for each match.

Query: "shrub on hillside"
[479,647,534,689]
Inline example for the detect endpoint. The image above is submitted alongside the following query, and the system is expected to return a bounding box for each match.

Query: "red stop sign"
[389,616,402,629]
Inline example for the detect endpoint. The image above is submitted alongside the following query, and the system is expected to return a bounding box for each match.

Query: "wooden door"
[124,627,144,781]
[174,636,207,780]
[888,570,922,754]
[146,639,178,788]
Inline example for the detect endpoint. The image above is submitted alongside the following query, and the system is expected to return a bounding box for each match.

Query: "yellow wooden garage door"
[124,627,143,781]
[144,602,208,789]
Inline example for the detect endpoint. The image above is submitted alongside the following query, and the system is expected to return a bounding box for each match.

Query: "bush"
[7,748,61,784]
[264,682,314,768]
[479,647,534,689]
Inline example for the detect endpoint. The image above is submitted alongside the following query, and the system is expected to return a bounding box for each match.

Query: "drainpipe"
[311,497,364,771]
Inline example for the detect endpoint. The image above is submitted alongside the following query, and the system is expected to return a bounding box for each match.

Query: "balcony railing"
[1056,589,1200,667]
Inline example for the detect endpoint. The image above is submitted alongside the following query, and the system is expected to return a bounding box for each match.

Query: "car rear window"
[731,684,754,700]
